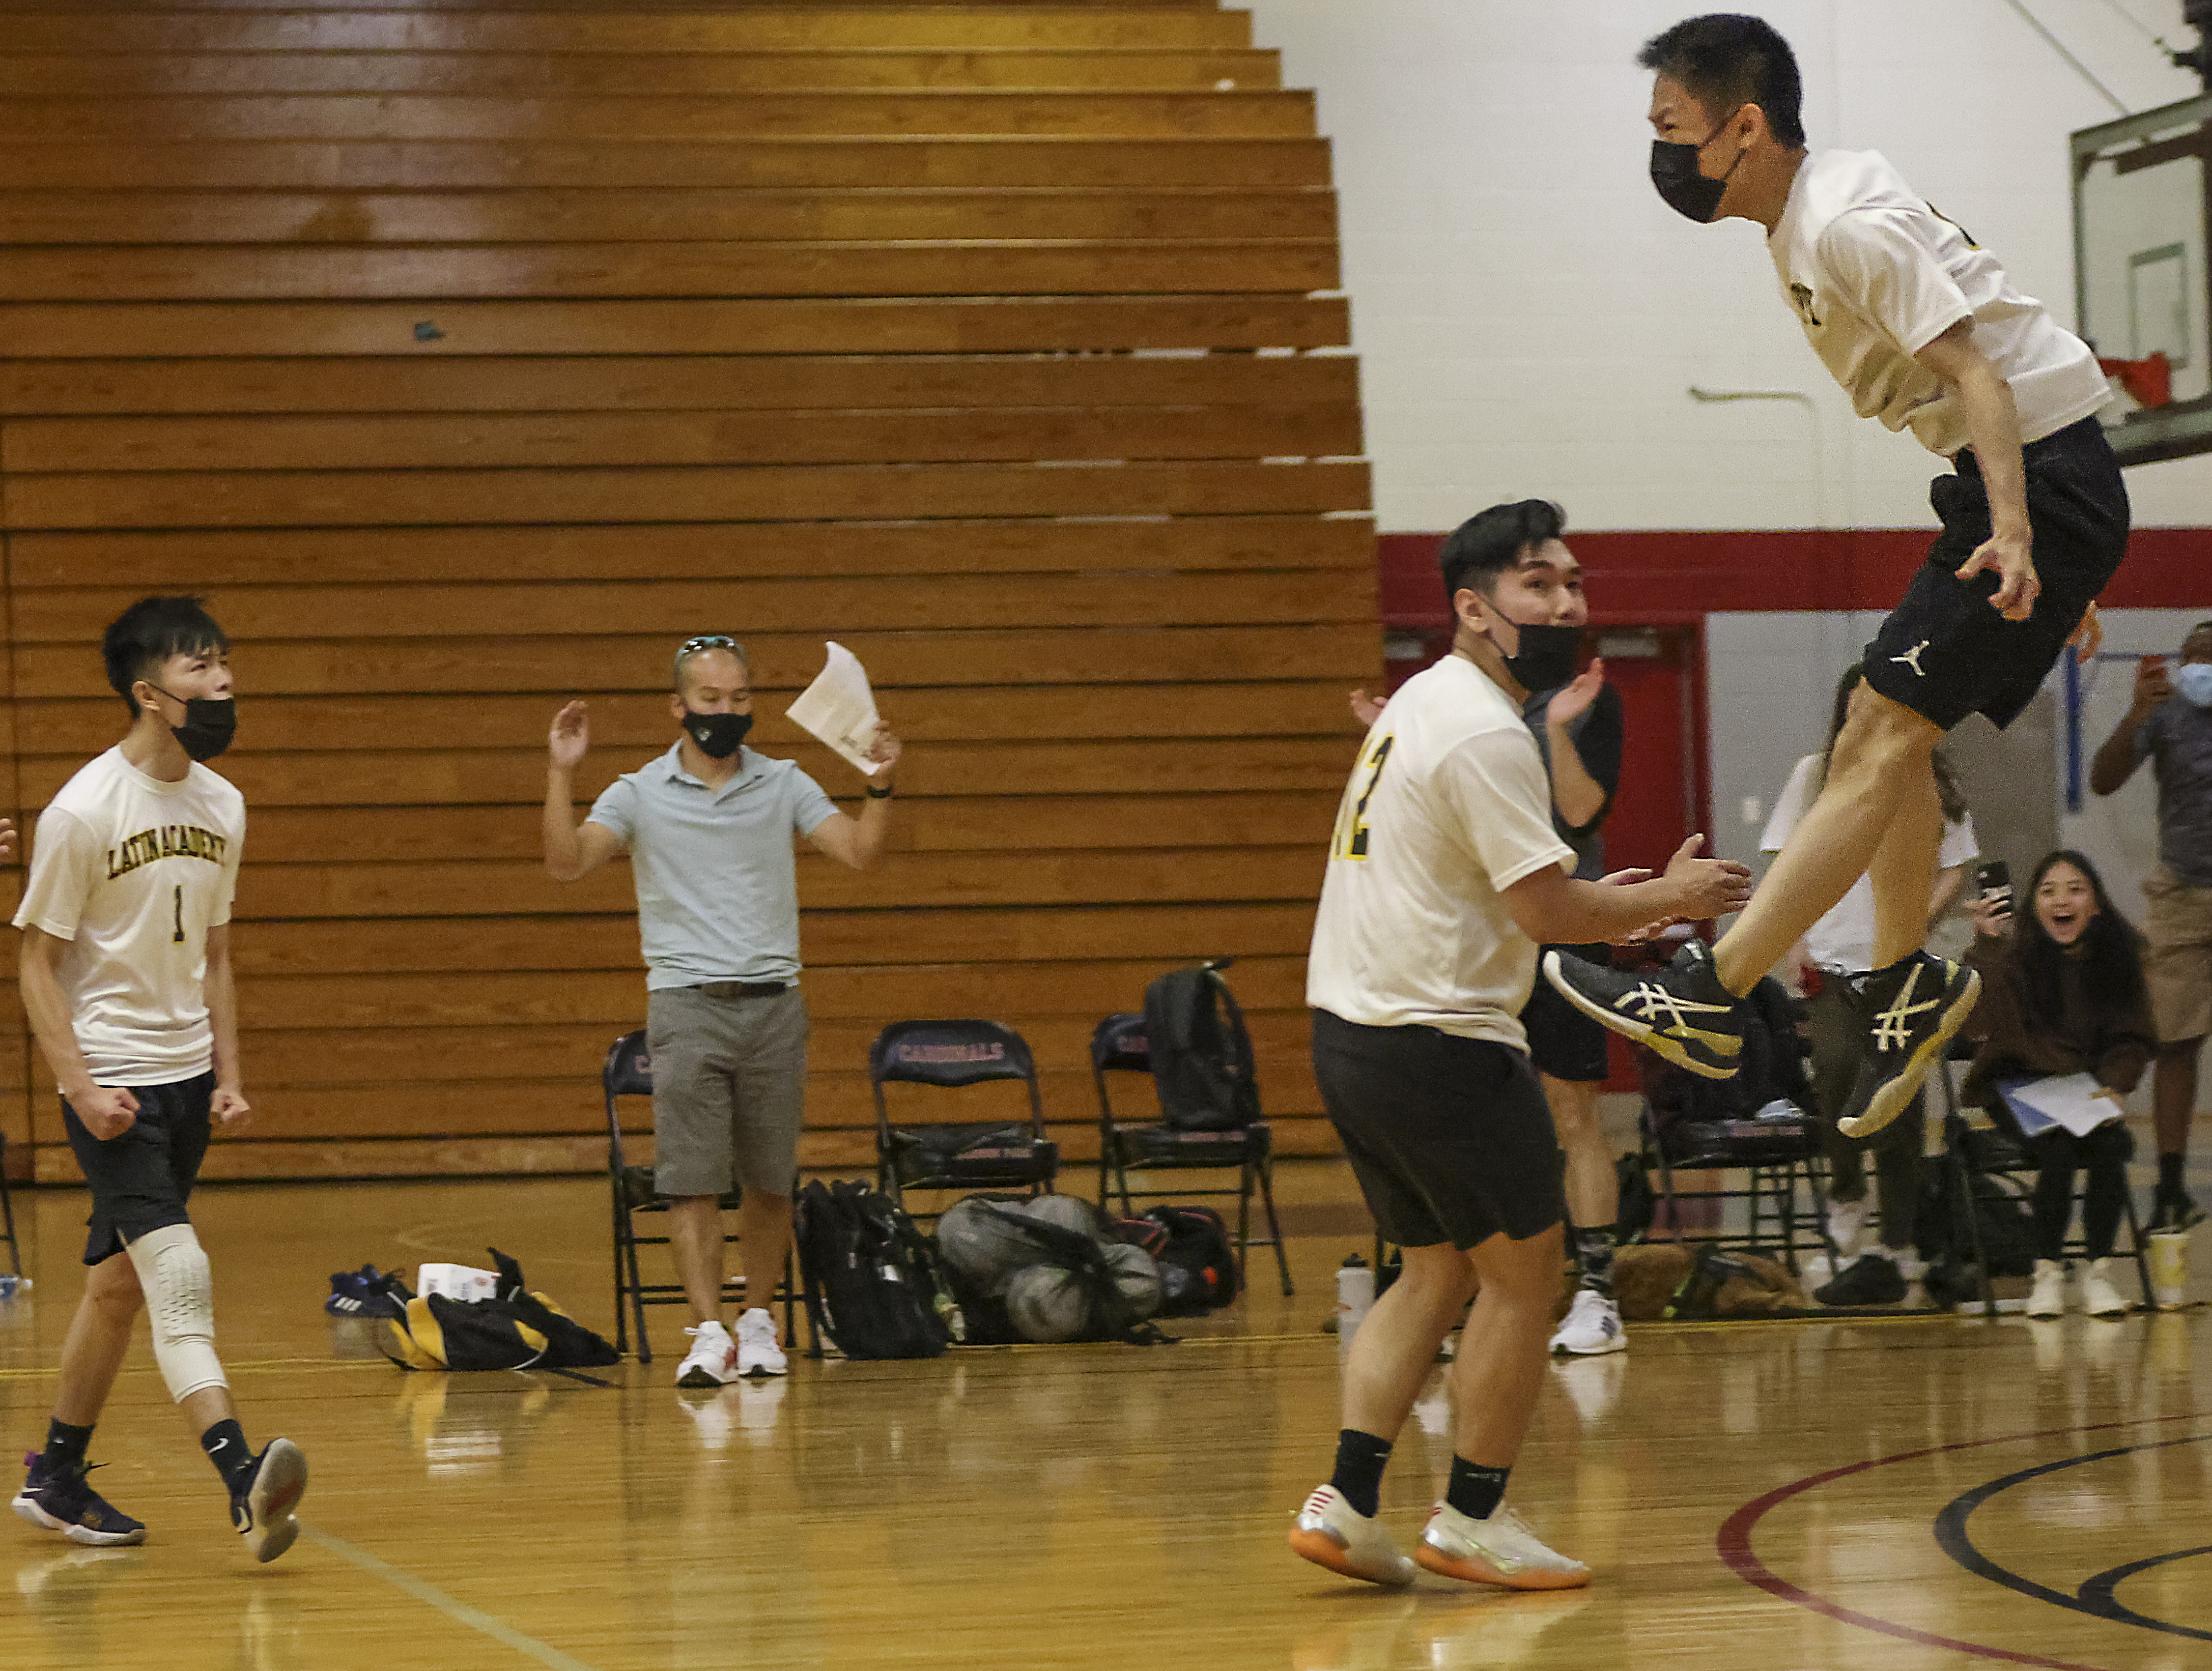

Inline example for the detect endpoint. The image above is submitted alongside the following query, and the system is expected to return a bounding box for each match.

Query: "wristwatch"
[865,780,895,800]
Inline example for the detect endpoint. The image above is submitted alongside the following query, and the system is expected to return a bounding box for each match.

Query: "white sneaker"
[1827,1196,1871,1261]
[1549,1289,1626,1356]
[676,1320,738,1387]
[1416,1501,1591,1591]
[733,1308,788,1378]
[2080,1258,2129,1318]
[1288,1483,1417,1587]
[2027,1258,2068,1319]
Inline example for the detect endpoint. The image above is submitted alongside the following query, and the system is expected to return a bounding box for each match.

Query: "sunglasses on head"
[678,635,739,656]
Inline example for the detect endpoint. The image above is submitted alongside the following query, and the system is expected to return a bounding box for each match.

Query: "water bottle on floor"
[0,1274,32,1302]
[1336,1254,1374,1347]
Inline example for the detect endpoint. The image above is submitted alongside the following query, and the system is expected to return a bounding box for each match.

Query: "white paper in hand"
[785,642,885,775]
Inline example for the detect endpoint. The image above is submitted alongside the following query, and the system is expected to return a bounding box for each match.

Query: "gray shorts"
[646,985,808,1198]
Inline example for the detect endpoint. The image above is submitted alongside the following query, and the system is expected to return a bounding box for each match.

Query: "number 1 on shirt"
[1331,735,1394,861]
[173,884,184,944]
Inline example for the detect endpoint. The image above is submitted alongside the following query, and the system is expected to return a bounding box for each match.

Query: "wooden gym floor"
[1,1157,2206,1671]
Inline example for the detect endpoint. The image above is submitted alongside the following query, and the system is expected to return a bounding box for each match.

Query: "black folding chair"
[603,1030,801,1363]
[1090,1012,1293,1296]
[870,1019,1058,1214]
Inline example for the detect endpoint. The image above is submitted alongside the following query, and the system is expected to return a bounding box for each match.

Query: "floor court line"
[1932,1436,2212,1643]
[302,1524,602,1671]
[1716,1409,2210,1671]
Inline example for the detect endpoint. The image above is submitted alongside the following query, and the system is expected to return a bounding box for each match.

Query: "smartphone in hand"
[1977,860,2012,928]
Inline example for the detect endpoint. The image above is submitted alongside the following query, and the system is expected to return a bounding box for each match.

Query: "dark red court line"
[1714,1410,2210,1671]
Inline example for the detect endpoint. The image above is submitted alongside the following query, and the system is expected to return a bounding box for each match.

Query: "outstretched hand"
[1348,688,1386,729]
[866,726,902,780]
[1662,833,1754,920]
[549,700,589,771]
[1545,659,1606,728]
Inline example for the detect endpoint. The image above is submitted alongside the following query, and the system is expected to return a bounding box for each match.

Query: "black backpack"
[1144,1205,1239,1315]
[1142,962,1260,1133]
[795,1179,956,1360]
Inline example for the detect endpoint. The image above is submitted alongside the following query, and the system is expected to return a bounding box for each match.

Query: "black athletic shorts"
[1864,416,2129,732]
[62,1072,213,1265]
[1522,943,1611,1084]
[1311,1009,1566,1250]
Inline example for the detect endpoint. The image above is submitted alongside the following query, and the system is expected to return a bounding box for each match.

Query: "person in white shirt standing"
[11,597,306,1562]
[1549,14,2125,1151]
[1763,666,1979,1307]
[1290,517,1752,1592]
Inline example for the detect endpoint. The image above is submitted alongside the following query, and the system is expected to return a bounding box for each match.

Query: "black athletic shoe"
[230,1438,307,1564]
[12,1454,147,1547]
[1814,1253,1908,1308]
[2149,1186,2206,1233]
[1836,953,1980,1139]
[1543,940,1744,1081]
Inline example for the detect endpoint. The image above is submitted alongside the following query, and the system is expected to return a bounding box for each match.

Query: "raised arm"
[1501,834,1752,947]
[1541,665,1613,831]
[806,729,903,872]
[543,700,623,882]
[2089,658,2171,797]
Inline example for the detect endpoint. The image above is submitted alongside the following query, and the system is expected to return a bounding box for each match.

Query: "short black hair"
[1638,14,1806,149]
[1437,499,1566,609]
[102,596,228,717]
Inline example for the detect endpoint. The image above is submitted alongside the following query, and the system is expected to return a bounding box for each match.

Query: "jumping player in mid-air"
[1547,15,2125,1138]
[11,597,307,1561]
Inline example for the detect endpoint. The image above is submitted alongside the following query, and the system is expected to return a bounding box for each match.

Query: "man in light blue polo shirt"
[543,634,900,1384]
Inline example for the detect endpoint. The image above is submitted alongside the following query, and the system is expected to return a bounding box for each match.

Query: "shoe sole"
[1837,968,1980,1139]
[1414,1541,1591,1591]
[242,1440,307,1564]
[676,1363,737,1388]
[11,1494,145,1547]
[738,1364,788,1378]
[1542,953,1738,1082]
[1287,1525,1415,1587]
[1551,1335,1627,1357]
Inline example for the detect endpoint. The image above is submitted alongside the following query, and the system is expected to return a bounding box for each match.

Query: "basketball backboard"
[2075,92,2212,464]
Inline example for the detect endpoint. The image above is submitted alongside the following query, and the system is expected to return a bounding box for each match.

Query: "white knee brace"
[124,1223,229,1402]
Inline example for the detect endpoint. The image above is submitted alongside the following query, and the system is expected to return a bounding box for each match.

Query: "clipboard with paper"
[1994,1072,2123,1140]
[784,642,886,775]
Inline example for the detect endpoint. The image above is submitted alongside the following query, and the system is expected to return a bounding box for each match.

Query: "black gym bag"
[795,1179,957,1360]
[1142,962,1261,1134]
[1144,1204,1239,1315]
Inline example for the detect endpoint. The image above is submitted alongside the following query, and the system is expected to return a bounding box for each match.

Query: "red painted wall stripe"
[1378,528,2211,627]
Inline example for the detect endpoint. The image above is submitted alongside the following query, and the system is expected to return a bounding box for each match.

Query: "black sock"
[200,1419,256,1496]
[1329,1429,1393,1520]
[39,1419,93,1476]
[1575,1225,1618,1297]
[2160,1151,2187,1193]
[1447,1456,1511,1521]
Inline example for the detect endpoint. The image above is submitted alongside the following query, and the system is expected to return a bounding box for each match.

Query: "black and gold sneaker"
[1543,940,1744,1080]
[1837,953,1979,1139]
[12,1454,147,1547]
[230,1438,307,1564]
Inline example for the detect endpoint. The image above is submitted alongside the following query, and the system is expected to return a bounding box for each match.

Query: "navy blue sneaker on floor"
[12,1454,147,1547]
[231,1438,308,1564]
[325,1264,405,1319]
[1543,940,1744,1081]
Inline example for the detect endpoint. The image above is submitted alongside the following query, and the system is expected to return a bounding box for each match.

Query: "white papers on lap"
[785,641,884,775]
[1997,1071,2123,1139]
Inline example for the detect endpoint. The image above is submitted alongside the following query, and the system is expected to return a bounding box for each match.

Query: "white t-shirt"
[13,747,246,1085]
[1769,150,2110,457]
[1307,654,1575,1050]
[1759,753,1977,976]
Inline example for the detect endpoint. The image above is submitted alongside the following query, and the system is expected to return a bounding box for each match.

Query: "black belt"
[688,980,793,1001]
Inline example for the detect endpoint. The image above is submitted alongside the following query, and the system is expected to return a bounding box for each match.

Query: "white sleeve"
[1437,728,1575,891]
[585,775,637,849]
[11,806,101,940]
[1819,209,1974,355]
[1938,813,1979,869]
[1759,756,1822,854]
[210,817,243,929]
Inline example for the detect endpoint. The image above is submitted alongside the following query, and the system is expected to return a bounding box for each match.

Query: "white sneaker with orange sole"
[1288,1484,1416,1587]
[1416,1502,1590,1590]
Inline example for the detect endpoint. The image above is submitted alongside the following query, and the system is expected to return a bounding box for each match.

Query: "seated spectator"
[1963,851,2154,1319]
[1763,666,1977,1307]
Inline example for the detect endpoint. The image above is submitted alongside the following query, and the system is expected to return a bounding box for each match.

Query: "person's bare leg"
[1713,688,1944,996]
[1866,754,1944,971]
[1340,1242,1478,1441]
[180,1384,238,1435]
[1451,1222,1566,1468]
[1544,1075,1617,1230]
[737,1188,792,1306]
[2154,1039,2199,1159]
[665,1196,727,1325]
[51,1254,144,1427]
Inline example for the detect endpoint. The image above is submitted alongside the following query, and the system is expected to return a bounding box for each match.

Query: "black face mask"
[1650,110,1746,223]
[1497,622,1584,695]
[682,709,751,760]
[147,685,236,763]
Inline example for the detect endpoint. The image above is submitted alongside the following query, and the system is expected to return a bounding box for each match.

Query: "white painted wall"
[1242,0,2212,532]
